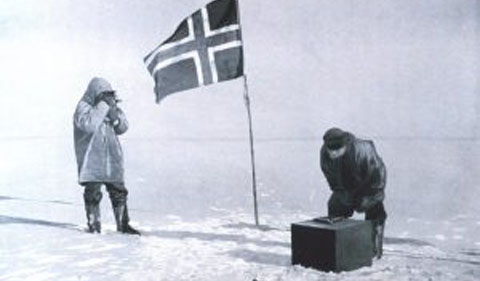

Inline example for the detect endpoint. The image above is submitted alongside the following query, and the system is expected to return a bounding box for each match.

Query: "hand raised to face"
[107,106,120,122]
[95,91,117,107]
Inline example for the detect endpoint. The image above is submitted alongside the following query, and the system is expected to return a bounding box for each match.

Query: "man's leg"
[106,182,140,235]
[83,182,103,233]
[328,191,354,219]
[365,202,387,259]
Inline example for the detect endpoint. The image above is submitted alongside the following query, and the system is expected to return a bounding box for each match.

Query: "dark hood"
[323,127,355,149]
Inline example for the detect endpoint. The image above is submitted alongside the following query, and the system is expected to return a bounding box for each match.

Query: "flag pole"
[235,0,259,226]
[243,75,259,226]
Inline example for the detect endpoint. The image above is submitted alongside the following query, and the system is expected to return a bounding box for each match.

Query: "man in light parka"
[73,77,140,235]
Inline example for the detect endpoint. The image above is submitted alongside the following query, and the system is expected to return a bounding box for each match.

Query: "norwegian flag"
[144,0,244,102]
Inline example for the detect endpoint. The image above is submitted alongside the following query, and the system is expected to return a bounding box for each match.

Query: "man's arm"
[355,141,387,211]
[320,146,342,191]
[74,101,109,133]
[112,107,128,135]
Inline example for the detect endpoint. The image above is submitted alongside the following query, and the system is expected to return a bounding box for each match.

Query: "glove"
[95,91,116,107]
[107,106,120,123]
[355,196,375,213]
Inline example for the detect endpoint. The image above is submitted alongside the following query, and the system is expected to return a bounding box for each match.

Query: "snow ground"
[1,139,480,280]
[1,197,479,281]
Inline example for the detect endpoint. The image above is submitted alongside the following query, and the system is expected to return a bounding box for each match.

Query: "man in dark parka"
[73,77,139,235]
[320,127,387,259]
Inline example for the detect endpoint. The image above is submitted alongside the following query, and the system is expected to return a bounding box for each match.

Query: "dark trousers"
[83,182,130,225]
[327,191,387,226]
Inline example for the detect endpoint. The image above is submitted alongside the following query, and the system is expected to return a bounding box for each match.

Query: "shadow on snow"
[0,215,79,230]
[227,249,290,267]
[144,229,290,248]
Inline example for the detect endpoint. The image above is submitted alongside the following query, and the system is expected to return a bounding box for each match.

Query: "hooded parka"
[73,77,128,184]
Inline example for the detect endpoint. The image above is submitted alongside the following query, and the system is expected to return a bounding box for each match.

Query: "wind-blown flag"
[144,0,244,102]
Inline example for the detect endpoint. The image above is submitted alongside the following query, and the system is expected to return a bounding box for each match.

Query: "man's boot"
[84,186,102,233]
[373,223,385,259]
[113,203,140,235]
[85,203,101,233]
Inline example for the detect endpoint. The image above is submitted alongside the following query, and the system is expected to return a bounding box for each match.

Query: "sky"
[0,0,479,217]
[0,0,478,139]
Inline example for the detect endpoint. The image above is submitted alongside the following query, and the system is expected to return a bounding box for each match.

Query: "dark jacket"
[73,77,128,184]
[320,133,386,207]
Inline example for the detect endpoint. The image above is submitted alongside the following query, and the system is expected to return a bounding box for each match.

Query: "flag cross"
[146,8,242,88]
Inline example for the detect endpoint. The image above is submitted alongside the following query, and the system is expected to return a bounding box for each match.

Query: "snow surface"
[1,175,480,280]
[1,206,480,281]
[1,138,480,280]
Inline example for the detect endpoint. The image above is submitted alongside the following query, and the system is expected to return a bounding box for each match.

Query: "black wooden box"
[291,219,373,272]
